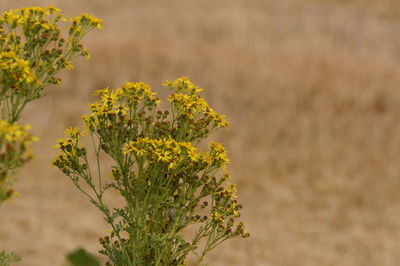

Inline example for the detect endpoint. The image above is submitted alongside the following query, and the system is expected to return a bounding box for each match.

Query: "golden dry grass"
[1,0,400,265]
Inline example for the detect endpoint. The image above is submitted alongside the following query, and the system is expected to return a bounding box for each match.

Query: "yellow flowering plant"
[0,6,102,123]
[0,5,101,204]
[0,6,101,265]
[53,78,249,265]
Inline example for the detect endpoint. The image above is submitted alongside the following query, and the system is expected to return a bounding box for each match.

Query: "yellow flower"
[118,81,158,105]
[155,149,172,163]
[0,120,37,144]
[163,77,202,94]
[187,150,200,162]
[168,161,176,170]
[211,211,224,224]
[94,87,110,96]
[203,155,213,165]
[0,51,38,86]
[179,142,196,152]
[209,142,225,154]
[114,104,129,116]
[72,13,103,30]
[64,126,83,139]
[124,145,146,156]
[216,153,230,164]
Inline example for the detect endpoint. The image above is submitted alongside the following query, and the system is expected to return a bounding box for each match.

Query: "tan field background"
[1,0,400,265]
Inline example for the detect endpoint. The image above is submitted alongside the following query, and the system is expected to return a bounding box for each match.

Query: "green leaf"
[66,248,100,266]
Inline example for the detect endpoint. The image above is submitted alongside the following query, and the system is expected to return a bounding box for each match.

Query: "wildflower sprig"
[0,6,102,123]
[165,77,229,142]
[53,78,248,265]
[0,6,100,204]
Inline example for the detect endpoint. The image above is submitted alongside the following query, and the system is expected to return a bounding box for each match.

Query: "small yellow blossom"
[154,149,172,162]
[211,211,224,224]
[209,142,225,154]
[72,13,103,29]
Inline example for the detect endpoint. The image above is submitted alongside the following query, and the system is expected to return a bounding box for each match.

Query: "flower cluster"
[53,78,248,265]
[83,82,160,128]
[165,77,229,142]
[0,120,37,204]
[52,127,87,176]
[0,51,38,88]
[124,137,212,170]
[0,6,102,122]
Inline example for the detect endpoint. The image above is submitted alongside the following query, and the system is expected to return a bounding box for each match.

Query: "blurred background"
[1,0,400,265]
